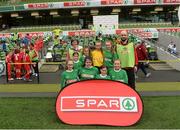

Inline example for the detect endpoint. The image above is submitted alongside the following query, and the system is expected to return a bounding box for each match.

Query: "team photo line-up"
[3,30,152,89]
[61,30,152,90]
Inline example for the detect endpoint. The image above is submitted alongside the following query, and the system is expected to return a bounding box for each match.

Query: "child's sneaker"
[8,78,14,81]
[146,73,151,78]
[27,79,32,82]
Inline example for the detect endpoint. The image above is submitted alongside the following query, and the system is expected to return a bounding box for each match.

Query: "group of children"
[61,39,128,88]
[1,33,49,81]
[5,43,39,81]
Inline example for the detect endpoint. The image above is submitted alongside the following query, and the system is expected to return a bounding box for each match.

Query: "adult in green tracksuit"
[109,60,128,84]
[79,56,99,80]
[61,60,79,88]
[103,40,118,69]
[73,52,82,71]
[95,66,111,80]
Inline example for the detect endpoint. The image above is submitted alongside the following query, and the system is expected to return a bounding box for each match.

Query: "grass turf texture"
[0,96,180,129]
[0,82,180,92]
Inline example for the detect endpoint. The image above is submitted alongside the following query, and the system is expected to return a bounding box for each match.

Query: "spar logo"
[61,96,138,112]
[56,80,143,126]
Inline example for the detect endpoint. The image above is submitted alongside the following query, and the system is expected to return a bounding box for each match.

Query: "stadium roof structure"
[0,0,179,13]
[0,1,178,17]
[0,0,179,29]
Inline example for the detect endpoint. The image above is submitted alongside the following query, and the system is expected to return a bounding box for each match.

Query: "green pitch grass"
[0,96,180,129]
[0,82,180,92]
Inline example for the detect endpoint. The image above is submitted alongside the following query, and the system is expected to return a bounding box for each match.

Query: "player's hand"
[146,60,150,64]
[134,66,138,72]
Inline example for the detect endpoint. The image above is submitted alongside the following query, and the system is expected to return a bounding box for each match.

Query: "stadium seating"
[1,24,81,32]
[119,22,173,29]
[88,22,174,30]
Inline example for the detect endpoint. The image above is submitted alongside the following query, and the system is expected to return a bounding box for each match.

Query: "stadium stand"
[1,24,81,32]
[1,22,174,33]
[119,22,174,29]
[87,22,175,30]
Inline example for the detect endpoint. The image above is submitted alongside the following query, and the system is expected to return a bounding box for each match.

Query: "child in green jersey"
[103,40,118,69]
[109,59,128,84]
[61,60,79,88]
[96,65,111,80]
[73,52,82,71]
[79,56,99,80]
[79,46,90,63]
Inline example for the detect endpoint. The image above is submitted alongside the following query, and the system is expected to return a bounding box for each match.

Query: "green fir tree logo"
[122,98,135,110]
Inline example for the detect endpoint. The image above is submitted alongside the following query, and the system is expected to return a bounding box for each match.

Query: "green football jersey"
[73,60,82,71]
[79,55,86,64]
[61,69,79,88]
[96,74,111,80]
[103,49,118,68]
[109,69,128,84]
[79,67,99,80]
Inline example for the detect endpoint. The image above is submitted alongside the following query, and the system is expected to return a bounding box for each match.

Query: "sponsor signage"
[130,28,159,38]
[163,0,180,3]
[64,1,86,7]
[136,32,153,38]
[157,28,180,32]
[116,28,158,38]
[27,3,49,9]
[134,0,156,4]
[23,0,180,10]
[67,30,96,36]
[1,27,180,39]
[56,80,143,126]
[61,96,138,112]
[18,32,44,38]
[101,0,123,5]
[116,29,128,34]
[24,3,62,9]
[0,32,52,38]
[0,33,11,38]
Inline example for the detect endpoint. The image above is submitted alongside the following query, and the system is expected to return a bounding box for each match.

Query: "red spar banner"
[163,0,180,3]
[116,29,128,35]
[0,33,11,38]
[134,0,156,4]
[136,32,153,38]
[56,80,143,126]
[157,28,180,32]
[101,0,123,5]
[27,3,49,9]
[68,30,96,36]
[64,1,86,7]
[18,32,44,38]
